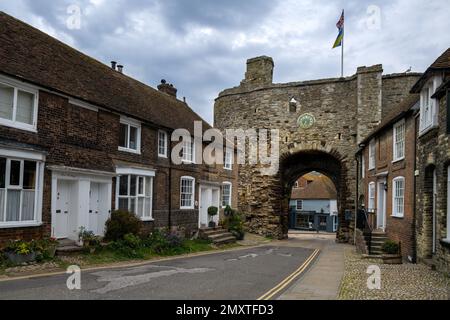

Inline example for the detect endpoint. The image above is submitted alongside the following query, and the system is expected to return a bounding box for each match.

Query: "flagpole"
[341,9,344,78]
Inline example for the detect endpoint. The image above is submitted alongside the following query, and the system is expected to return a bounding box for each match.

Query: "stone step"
[56,245,83,256]
[208,232,235,241]
[58,239,77,247]
[213,236,237,245]
[201,228,227,236]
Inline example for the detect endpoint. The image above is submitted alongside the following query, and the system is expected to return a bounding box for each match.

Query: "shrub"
[382,240,400,254]
[123,233,142,249]
[208,206,218,216]
[4,240,35,255]
[223,211,245,240]
[224,205,233,216]
[104,210,142,241]
[146,229,184,255]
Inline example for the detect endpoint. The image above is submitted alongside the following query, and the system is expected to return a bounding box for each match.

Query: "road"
[0,244,318,300]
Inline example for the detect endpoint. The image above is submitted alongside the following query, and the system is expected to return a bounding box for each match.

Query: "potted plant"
[381,240,402,264]
[4,240,37,265]
[78,227,101,253]
[224,205,233,217]
[207,206,219,228]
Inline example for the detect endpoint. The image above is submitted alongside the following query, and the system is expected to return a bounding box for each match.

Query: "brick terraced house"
[357,95,419,260]
[413,48,450,273]
[0,12,238,244]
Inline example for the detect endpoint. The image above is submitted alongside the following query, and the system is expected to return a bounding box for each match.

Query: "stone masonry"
[214,56,420,240]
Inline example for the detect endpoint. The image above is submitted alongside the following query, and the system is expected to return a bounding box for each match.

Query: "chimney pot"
[111,61,117,70]
[157,80,177,98]
[117,65,124,73]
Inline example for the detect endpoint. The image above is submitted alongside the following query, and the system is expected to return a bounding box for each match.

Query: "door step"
[199,227,237,245]
[56,239,83,256]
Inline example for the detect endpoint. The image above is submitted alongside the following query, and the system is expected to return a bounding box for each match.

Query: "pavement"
[0,233,347,300]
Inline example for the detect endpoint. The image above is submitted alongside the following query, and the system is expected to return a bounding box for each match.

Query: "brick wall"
[0,88,239,243]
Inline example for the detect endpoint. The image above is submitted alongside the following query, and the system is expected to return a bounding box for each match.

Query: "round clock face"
[297,113,315,129]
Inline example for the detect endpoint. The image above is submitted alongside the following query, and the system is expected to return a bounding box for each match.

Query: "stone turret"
[241,56,274,87]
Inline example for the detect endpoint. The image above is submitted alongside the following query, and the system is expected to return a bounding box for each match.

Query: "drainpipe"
[412,113,419,263]
[354,153,360,245]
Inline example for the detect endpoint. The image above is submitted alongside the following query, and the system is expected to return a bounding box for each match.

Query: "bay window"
[117,175,153,220]
[0,78,38,132]
[118,118,141,153]
[392,177,405,218]
[393,120,405,162]
[419,75,442,134]
[180,177,195,209]
[222,182,232,207]
[0,156,44,226]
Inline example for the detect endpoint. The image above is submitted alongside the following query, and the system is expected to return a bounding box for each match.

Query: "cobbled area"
[339,248,450,300]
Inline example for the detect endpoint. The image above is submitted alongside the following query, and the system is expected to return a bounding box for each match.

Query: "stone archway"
[278,149,350,241]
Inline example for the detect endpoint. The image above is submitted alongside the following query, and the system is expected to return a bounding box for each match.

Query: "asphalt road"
[0,245,315,300]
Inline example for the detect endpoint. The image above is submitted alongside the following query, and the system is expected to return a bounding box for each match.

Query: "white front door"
[54,180,73,239]
[199,186,220,228]
[377,180,387,230]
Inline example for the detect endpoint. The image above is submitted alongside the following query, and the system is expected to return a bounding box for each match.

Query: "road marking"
[257,248,320,301]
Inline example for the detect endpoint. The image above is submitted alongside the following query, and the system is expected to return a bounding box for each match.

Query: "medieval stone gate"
[214,56,420,241]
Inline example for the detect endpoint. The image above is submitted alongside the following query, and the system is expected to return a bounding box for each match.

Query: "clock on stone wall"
[297,113,315,129]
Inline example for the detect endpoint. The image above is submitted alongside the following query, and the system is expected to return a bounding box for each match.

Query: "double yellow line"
[258,248,320,300]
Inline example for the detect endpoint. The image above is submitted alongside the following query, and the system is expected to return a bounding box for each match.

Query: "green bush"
[223,211,245,240]
[4,240,36,255]
[145,229,184,255]
[224,205,233,216]
[382,240,400,254]
[104,210,142,241]
[208,206,218,216]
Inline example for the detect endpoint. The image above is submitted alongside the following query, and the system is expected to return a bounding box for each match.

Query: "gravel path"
[339,248,450,300]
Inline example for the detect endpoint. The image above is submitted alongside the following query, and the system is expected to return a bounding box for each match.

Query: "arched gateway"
[214,56,421,241]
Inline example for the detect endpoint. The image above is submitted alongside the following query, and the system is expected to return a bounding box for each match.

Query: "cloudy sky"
[1,0,449,124]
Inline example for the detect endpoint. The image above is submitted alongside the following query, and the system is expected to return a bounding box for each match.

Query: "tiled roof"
[411,48,450,93]
[0,11,210,133]
[291,174,337,200]
[360,94,419,146]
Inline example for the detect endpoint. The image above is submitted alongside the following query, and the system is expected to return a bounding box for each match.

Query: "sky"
[0,0,449,124]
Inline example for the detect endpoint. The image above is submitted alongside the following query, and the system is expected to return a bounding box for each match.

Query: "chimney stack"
[157,79,177,98]
[117,65,124,73]
[111,61,117,70]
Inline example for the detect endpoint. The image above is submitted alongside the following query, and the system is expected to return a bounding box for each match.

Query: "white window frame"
[446,166,450,241]
[392,176,405,218]
[181,139,195,164]
[0,150,45,228]
[0,76,39,133]
[393,119,406,162]
[224,149,233,170]
[158,130,168,158]
[118,117,141,154]
[361,154,365,179]
[369,140,376,170]
[368,182,376,213]
[293,181,299,189]
[419,75,442,135]
[116,174,154,221]
[222,182,232,208]
[296,200,303,211]
[180,176,195,210]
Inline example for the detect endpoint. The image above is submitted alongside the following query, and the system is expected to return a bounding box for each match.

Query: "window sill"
[391,215,404,219]
[224,167,233,171]
[180,207,195,210]
[118,147,141,155]
[418,125,438,138]
[392,157,405,164]
[158,154,168,159]
[0,222,42,229]
[141,218,155,222]
[0,120,37,133]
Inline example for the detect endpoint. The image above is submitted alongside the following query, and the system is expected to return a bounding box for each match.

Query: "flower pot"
[5,251,37,265]
[382,254,402,265]
[208,221,217,228]
[45,246,57,258]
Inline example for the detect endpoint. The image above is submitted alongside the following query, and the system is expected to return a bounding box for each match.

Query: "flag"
[332,10,344,49]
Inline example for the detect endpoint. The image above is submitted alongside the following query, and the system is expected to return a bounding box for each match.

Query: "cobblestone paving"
[339,248,450,300]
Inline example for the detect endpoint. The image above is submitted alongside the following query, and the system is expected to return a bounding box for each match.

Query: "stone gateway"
[214,56,420,241]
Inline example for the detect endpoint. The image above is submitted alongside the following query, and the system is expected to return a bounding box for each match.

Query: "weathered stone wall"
[214,56,420,240]
[416,87,450,274]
